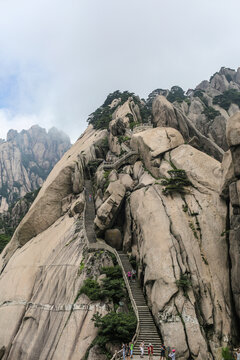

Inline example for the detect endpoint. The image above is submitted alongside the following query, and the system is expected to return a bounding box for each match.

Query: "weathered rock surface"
[131,127,184,178]
[0,213,109,360]
[152,95,224,161]
[225,114,240,320]
[226,111,240,147]
[94,180,126,232]
[87,345,107,360]
[0,125,71,212]
[124,144,233,359]
[219,150,236,199]
[105,228,122,250]
[0,126,107,267]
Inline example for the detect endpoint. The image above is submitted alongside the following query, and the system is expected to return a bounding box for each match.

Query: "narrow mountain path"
[84,179,162,356]
[118,251,162,356]
[84,180,96,243]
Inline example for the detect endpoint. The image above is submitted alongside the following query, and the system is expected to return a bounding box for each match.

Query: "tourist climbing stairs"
[84,180,96,243]
[117,251,162,356]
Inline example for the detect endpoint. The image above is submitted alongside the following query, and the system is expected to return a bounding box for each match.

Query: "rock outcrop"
[0,126,107,267]
[0,125,71,212]
[123,144,233,359]
[152,95,224,161]
[0,125,110,360]
[225,112,240,321]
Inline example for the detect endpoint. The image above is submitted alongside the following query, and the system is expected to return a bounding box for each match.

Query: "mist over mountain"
[0,124,71,212]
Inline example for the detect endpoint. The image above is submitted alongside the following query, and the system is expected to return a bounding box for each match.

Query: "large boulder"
[105,228,122,250]
[152,95,189,138]
[94,180,126,232]
[226,112,240,147]
[219,150,236,198]
[130,127,184,178]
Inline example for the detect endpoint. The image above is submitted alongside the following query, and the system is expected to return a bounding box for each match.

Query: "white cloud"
[0,109,55,141]
[0,0,239,141]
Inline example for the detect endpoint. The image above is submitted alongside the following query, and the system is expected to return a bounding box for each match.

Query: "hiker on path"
[140,341,145,358]
[147,343,153,360]
[126,343,131,360]
[127,270,132,282]
[130,342,134,358]
[122,343,126,360]
[235,348,240,360]
[88,194,92,202]
[160,343,166,359]
[168,349,176,359]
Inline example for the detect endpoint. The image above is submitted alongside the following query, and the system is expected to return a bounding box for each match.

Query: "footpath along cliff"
[0,69,240,360]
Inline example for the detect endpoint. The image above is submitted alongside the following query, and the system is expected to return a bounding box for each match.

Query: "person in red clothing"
[147,343,153,360]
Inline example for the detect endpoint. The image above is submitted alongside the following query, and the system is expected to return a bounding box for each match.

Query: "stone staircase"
[118,252,162,356]
[84,180,96,243]
[84,180,162,356]
[100,150,138,170]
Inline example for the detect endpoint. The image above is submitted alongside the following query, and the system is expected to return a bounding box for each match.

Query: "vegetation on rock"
[78,265,125,303]
[202,106,220,121]
[92,311,137,346]
[87,90,151,129]
[213,89,240,111]
[167,86,187,103]
[161,168,192,195]
[0,187,41,253]
[175,274,192,297]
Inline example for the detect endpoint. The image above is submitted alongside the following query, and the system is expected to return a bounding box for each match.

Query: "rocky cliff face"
[0,125,71,212]
[0,72,239,360]
[0,126,111,360]
[149,67,240,153]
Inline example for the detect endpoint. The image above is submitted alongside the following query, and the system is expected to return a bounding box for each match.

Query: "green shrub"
[0,234,11,253]
[213,89,240,111]
[118,136,131,144]
[202,106,220,121]
[101,278,125,304]
[176,274,192,296]
[101,265,122,279]
[92,311,137,345]
[129,121,139,130]
[167,86,186,103]
[222,347,234,360]
[101,266,125,303]
[161,169,192,196]
[78,266,125,303]
[77,279,102,301]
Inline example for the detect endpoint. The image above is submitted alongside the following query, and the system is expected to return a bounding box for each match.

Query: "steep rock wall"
[0,126,107,268]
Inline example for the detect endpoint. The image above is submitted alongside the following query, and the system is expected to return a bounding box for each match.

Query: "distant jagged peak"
[5,124,70,144]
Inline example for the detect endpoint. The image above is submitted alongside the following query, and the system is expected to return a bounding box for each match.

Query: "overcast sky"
[0,0,239,142]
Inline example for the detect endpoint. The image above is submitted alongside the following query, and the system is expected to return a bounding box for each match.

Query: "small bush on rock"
[92,311,137,346]
[161,169,192,195]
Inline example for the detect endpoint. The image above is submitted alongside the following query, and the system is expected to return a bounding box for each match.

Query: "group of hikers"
[121,343,240,359]
[121,342,176,359]
[127,269,136,281]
